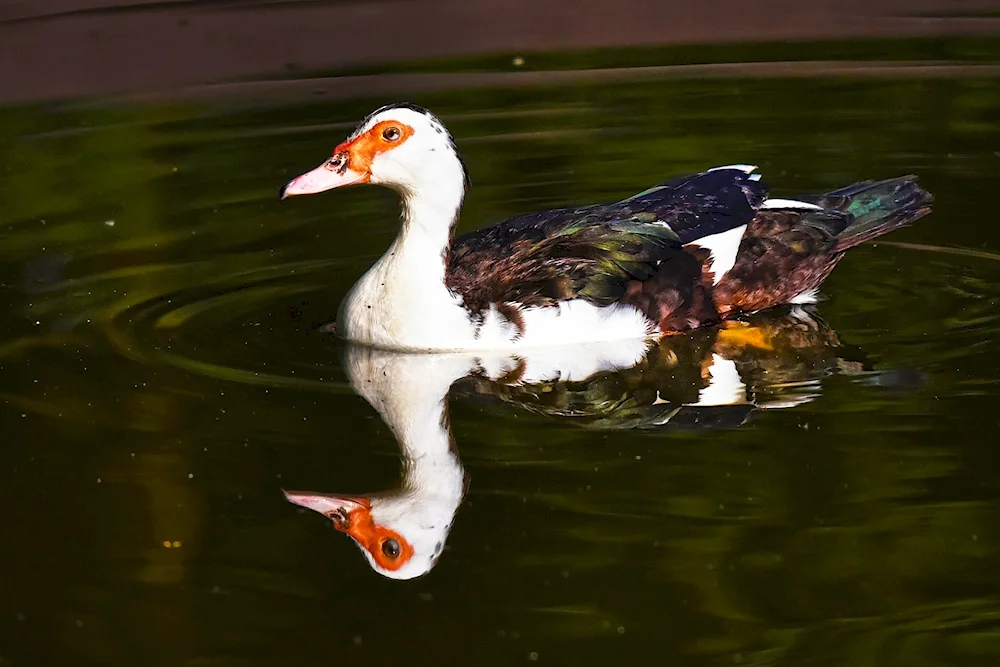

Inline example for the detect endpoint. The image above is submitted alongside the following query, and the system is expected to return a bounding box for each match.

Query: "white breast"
[342,285,658,351]
[475,300,658,350]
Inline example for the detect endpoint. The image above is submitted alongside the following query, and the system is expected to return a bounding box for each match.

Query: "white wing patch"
[760,198,823,211]
[688,224,746,285]
[707,164,758,174]
[789,288,819,304]
[692,354,747,406]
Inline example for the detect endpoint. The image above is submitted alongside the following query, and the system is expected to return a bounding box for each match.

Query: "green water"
[2,59,1000,666]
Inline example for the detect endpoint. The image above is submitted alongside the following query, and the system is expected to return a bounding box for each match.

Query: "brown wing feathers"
[444,171,932,332]
[712,209,847,316]
[445,168,765,322]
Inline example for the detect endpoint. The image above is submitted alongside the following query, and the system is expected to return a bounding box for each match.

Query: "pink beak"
[283,490,371,523]
[279,161,368,199]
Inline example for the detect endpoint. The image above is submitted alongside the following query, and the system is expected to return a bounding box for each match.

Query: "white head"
[284,482,462,580]
[280,103,469,205]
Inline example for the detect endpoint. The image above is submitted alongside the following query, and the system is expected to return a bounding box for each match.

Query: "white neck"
[344,346,472,495]
[398,177,463,257]
[337,166,474,350]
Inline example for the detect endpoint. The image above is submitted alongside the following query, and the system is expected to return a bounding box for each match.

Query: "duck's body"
[282,104,932,352]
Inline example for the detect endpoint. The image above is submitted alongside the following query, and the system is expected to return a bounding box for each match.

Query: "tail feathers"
[816,176,933,251]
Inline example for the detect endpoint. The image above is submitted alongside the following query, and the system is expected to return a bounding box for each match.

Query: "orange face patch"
[331,499,415,572]
[334,120,415,175]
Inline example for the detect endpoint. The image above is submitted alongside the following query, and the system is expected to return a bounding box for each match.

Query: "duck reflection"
[285,307,861,579]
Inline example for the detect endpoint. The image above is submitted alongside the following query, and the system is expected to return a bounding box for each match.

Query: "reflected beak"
[279,158,369,199]
[283,490,372,530]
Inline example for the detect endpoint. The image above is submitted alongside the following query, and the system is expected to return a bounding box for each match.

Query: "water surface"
[2,59,1000,666]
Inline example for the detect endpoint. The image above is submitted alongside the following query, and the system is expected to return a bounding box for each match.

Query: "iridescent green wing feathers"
[445,167,767,313]
[446,206,681,313]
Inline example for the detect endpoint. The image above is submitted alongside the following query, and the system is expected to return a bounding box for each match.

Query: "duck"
[284,349,473,580]
[281,103,933,352]
[283,309,866,579]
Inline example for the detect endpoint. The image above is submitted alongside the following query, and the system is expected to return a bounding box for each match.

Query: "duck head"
[283,488,456,580]
[283,347,475,580]
[280,103,469,201]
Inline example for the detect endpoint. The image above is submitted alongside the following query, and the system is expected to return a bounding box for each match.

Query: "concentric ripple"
[107,256,358,391]
[13,244,363,393]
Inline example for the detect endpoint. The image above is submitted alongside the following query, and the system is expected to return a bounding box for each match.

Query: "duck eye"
[381,538,401,558]
[382,126,402,142]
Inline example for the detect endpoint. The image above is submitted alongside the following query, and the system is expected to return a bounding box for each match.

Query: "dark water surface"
[2,58,1000,666]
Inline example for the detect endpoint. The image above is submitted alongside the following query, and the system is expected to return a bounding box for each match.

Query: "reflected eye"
[381,538,401,558]
[382,126,402,142]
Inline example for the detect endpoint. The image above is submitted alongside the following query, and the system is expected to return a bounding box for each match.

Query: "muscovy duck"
[281,103,932,352]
